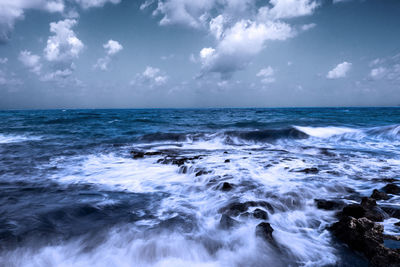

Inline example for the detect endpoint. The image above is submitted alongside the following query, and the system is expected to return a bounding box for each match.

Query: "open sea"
[1,107,400,266]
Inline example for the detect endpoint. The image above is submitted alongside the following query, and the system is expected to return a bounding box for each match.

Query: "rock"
[253,208,268,220]
[382,184,400,195]
[179,166,188,174]
[224,159,230,163]
[395,222,400,227]
[371,189,391,200]
[219,214,238,229]
[223,151,228,154]
[331,199,400,266]
[297,168,319,174]
[381,206,400,219]
[195,170,209,177]
[131,151,145,159]
[220,182,233,191]
[314,199,345,210]
[255,222,274,243]
[219,201,274,217]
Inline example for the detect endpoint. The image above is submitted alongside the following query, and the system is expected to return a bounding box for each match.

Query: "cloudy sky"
[0,0,399,109]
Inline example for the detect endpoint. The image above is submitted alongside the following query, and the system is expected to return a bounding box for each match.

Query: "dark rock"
[223,151,228,154]
[371,189,391,200]
[219,201,274,217]
[314,199,345,210]
[220,182,233,191]
[179,166,188,174]
[253,208,268,220]
[131,151,145,159]
[224,159,230,163]
[297,168,319,174]
[255,222,274,242]
[331,199,400,266]
[195,170,209,177]
[219,214,238,230]
[381,206,400,219]
[395,222,400,227]
[382,184,400,195]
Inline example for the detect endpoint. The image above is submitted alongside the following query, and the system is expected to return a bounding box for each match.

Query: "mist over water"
[1,108,400,266]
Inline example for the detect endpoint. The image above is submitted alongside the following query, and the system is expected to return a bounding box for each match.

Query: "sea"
[1,107,400,266]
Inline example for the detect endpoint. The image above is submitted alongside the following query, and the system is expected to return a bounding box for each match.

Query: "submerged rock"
[314,199,345,210]
[224,159,230,163]
[219,201,274,217]
[382,184,400,195]
[219,182,233,191]
[255,222,274,243]
[371,189,391,200]
[296,167,319,174]
[219,214,239,230]
[253,208,268,220]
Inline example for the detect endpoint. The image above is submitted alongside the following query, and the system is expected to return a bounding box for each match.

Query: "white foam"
[294,126,360,138]
[0,134,41,144]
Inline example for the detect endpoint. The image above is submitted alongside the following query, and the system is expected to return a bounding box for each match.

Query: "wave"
[0,134,41,144]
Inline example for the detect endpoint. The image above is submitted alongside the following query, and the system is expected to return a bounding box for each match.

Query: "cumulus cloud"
[94,39,123,70]
[130,66,168,88]
[0,0,64,42]
[73,0,121,9]
[44,19,84,62]
[199,19,293,78]
[257,0,318,20]
[0,58,8,64]
[18,50,42,74]
[326,61,352,79]
[370,67,386,79]
[257,66,275,84]
[0,0,121,42]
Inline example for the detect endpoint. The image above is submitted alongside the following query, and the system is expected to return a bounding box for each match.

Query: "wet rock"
[179,166,188,174]
[219,201,274,217]
[381,206,400,219]
[253,208,268,220]
[314,199,345,210]
[195,170,210,177]
[224,159,230,163]
[382,184,400,195]
[296,167,319,174]
[220,182,233,191]
[371,189,391,200]
[131,151,145,159]
[223,151,228,154]
[331,198,400,266]
[219,214,238,230]
[157,155,203,167]
[255,222,274,243]
[395,222,400,227]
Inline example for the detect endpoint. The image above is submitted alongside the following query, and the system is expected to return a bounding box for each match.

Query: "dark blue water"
[1,108,399,266]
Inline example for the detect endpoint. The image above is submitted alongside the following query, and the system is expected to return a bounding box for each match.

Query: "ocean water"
[0,108,400,266]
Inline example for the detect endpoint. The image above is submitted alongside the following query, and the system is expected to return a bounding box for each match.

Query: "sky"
[0,0,399,109]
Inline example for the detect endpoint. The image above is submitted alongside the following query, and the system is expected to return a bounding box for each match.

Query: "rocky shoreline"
[131,150,400,266]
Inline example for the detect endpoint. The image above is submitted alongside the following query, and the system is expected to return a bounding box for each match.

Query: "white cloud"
[326,61,352,79]
[257,0,318,20]
[104,39,123,55]
[130,66,169,87]
[209,15,224,39]
[44,19,84,62]
[18,50,42,74]
[257,66,275,84]
[0,0,64,42]
[0,58,8,64]
[370,67,386,79]
[94,39,123,70]
[73,0,121,9]
[301,23,316,31]
[199,19,293,77]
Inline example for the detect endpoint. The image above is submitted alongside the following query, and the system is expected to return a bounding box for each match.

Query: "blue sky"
[0,0,399,109]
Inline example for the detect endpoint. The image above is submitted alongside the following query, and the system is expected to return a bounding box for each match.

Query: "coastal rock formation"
[331,195,400,266]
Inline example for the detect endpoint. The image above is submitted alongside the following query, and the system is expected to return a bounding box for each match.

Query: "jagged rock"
[381,206,400,219]
[382,184,400,195]
[371,189,391,200]
[331,198,400,267]
[314,199,345,210]
[253,208,268,220]
[256,222,274,243]
[219,214,238,229]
